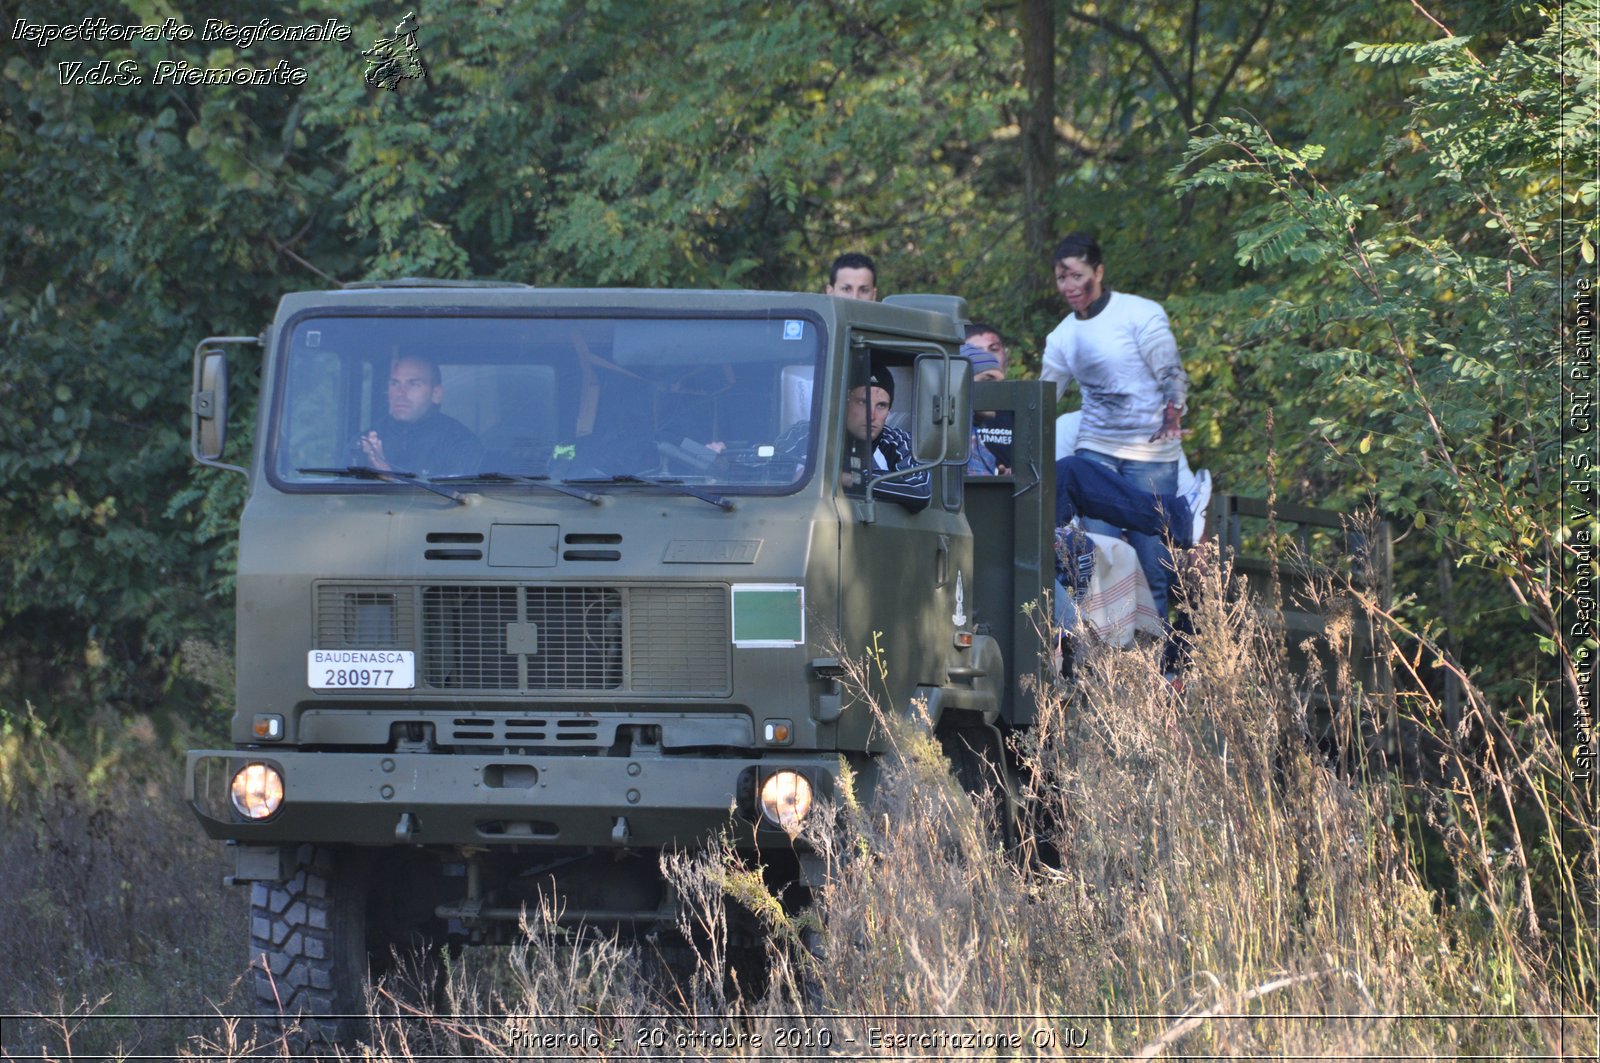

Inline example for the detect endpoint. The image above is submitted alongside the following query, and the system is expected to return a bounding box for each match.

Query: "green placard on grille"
[731,585,805,647]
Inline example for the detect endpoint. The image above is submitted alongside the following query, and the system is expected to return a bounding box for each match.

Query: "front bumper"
[186,748,836,849]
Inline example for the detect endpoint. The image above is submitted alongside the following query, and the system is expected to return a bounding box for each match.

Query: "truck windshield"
[271,312,825,492]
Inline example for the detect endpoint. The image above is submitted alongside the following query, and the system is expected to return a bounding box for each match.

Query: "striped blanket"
[1078,531,1163,647]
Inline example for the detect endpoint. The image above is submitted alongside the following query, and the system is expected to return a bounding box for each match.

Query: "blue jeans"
[1072,449,1179,617]
[1054,579,1082,631]
[1055,456,1188,540]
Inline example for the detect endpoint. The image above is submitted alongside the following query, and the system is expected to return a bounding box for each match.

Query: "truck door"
[833,344,971,728]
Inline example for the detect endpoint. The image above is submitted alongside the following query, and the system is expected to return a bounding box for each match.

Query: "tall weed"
[3,548,1592,1060]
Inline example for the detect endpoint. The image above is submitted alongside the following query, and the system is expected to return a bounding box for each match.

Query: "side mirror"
[191,334,258,474]
[912,353,971,465]
[193,350,229,462]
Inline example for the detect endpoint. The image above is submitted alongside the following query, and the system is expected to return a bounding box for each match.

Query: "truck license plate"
[307,650,415,689]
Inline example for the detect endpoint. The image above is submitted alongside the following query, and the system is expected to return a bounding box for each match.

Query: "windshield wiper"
[564,473,734,511]
[433,471,603,505]
[297,465,466,504]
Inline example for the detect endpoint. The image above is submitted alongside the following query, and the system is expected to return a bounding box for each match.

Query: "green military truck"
[184,281,1387,1035]
[184,282,1061,1034]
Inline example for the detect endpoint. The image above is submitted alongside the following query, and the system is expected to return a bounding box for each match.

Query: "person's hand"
[1148,401,1186,443]
[359,430,392,470]
[996,463,1011,476]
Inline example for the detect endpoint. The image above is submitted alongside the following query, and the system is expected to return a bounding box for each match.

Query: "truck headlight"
[759,771,813,834]
[230,762,284,820]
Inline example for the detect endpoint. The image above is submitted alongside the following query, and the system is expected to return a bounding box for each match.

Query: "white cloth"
[1078,531,1163,647]
[1041,291,1187,462]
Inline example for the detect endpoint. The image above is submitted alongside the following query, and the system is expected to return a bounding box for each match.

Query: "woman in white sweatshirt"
[1039,232,1190,617]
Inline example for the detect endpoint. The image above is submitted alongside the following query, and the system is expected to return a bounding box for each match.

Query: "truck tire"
[249,843,371,1046]
[939,724,1021,852]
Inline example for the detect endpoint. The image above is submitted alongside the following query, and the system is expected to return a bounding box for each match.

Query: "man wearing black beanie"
[841,360,929,512]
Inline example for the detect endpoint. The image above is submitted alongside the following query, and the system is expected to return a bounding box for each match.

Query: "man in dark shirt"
[358,355,482,477]
[963,342,1007,475]
[966,321,1014,471]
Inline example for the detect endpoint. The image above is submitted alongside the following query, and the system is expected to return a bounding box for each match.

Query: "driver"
[358,355,483,477]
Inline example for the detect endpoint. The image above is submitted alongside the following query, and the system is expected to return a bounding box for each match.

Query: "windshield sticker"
[783,320,804,340]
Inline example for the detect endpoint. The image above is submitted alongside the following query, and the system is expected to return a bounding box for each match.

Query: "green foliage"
[1,0,303,718]
[1175,2,1590,716]
[0,0,1586,731]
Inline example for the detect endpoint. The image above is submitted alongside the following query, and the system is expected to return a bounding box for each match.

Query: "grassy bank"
[1,557,1592,1060]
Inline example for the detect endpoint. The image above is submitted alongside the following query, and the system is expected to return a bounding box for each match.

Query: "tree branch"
[1187,0,1200,113]
[267,234,343,286]
[1202,1,1275,127]
[1063,7,1193,128]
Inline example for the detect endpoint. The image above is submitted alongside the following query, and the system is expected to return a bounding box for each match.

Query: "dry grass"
[2,552,1593,1060]
[0,707,245,1060]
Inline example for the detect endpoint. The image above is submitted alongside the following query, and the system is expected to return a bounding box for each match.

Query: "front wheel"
[249,844,371,1045]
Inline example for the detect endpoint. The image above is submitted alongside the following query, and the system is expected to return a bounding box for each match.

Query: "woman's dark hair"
[1051,233,1102,268]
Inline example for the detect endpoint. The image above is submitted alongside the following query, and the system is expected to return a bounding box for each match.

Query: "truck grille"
[317,588,415,647]
[424,586,622,689]
[315,583,730,695]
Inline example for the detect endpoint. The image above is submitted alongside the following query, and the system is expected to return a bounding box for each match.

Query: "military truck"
[184,281,1388,1035]
[183,282,1063,1033]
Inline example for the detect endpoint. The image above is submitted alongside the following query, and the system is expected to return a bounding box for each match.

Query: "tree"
[1,0,1577,732]
[1175,1,1597,982]
[1178,2,1593,706]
